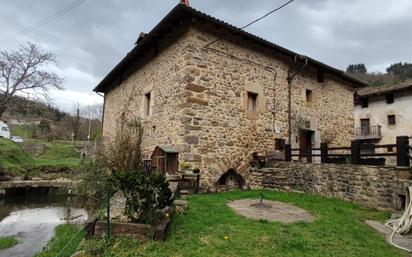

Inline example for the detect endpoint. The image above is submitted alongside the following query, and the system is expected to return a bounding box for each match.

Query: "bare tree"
[0,42,63,119]
[82,103,103,121]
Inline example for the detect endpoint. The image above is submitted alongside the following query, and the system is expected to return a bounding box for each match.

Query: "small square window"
[386,93,394,104]
[247,92,258,112]
[388,115,396,125]
[361,97,368,108]
[306,89,313,103]
[144,92,151,117]
[387,146,394,152]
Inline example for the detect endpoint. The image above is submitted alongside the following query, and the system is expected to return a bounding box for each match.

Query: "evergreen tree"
[346,64,367,74]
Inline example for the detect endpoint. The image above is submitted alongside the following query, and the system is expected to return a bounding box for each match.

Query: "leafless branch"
[0,41,63,118]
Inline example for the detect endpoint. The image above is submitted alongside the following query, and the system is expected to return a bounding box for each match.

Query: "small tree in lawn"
[0,42,63,119]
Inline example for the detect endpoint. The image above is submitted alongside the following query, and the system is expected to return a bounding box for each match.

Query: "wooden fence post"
[396,136,410,167]
[351,140,360,165]
[321,143,328,163]
[285,144,292,162]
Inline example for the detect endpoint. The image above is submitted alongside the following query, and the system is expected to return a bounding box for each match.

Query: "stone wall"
[102,27,192,156]
[249,161,412,210]
[177,26,356,187]
[102,23,358,189]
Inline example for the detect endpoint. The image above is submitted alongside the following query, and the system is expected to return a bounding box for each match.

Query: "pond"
[0,188,90,257]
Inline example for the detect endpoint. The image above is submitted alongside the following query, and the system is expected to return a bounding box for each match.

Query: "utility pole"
[87,116,92,142]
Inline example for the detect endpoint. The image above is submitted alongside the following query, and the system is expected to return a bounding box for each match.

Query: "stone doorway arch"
[217,169,245,189]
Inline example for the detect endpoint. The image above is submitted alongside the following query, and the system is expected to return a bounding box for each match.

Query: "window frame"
[144,92,152,118]
[247,92,258,112]
[386,93,394,104]
[360,97,368,108]
[305,89,313,103]
[387,114,396,125]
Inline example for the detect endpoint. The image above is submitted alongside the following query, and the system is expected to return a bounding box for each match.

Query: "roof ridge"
[94,4,367,92]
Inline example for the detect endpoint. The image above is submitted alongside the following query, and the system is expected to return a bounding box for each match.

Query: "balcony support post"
[351,140,361,165]
[397,136,410,167]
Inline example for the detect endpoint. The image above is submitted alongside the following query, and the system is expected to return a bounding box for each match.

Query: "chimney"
[180,0,189,6]
[135,32,147,45]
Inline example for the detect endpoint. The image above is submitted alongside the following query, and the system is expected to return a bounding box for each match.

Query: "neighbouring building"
[354,83,412,162]
[94,3,366,189]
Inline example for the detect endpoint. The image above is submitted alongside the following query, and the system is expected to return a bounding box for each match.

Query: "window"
[144,92,151,117]
[387,146,394,152]
[388,115,396,125]
[247,92,258,112]
[360,97,368,108]
[1,127,8,131]
[386,93,394,104]
[306,89,313,103]
[360,118,370,136]
[275,138,285,151]
[360,118,370,127]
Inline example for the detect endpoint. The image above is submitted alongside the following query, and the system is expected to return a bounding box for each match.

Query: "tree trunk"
[0,102,7,119]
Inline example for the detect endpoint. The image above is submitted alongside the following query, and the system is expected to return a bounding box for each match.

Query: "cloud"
[1,0,411,111]
[49,89,103,112]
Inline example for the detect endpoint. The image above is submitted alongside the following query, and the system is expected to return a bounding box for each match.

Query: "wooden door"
[299,129,313,162]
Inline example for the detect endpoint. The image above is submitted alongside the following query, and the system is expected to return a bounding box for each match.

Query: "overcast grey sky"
[1,0,411,111]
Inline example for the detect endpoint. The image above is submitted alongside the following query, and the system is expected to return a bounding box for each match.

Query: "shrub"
[80,116,172,224]
[113,170,172,223]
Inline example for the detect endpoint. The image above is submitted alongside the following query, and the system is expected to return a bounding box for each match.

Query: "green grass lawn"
[0,138,80,177]
[79,190,405,257]
[8,124,33,138]
[0,236,19,250]
[34,224,84,257]
[32,142,81,170]
[0,138,33,175]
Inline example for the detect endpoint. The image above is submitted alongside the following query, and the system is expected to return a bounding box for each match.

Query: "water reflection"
[0,191,89,257]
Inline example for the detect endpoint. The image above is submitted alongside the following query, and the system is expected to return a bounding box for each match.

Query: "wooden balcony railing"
[354,125,382,140]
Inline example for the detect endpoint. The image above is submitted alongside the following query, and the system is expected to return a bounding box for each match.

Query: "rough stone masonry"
[249,161,412,210]
[100,6,362,189]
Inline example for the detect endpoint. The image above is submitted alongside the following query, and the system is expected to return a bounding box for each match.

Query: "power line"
[0,0,86,45]
[204,0,295,48]
[240,0,295,29]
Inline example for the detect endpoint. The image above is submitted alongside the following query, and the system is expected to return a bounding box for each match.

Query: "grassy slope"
[0,236,19,250]
[33,142,80,169]
[0,138,80,176]
[0,138,33,175]
[8,124,33,138]
[34,224,84,257]
[145,190,403,257]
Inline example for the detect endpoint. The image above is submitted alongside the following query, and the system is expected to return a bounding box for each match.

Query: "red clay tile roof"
[356,82,412,97]
[94,4,367,93]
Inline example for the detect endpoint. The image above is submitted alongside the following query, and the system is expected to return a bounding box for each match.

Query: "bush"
[80,116,172,224]
[113,171,172,223]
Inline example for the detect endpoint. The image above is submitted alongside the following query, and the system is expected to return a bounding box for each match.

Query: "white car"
[11,136,24,143]
[0,121,10,139]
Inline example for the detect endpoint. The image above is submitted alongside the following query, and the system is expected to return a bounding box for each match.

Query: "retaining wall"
[249,162,412,210]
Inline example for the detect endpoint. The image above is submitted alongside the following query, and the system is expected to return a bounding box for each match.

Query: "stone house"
[94,3,366,189]
[354,83,412,161]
